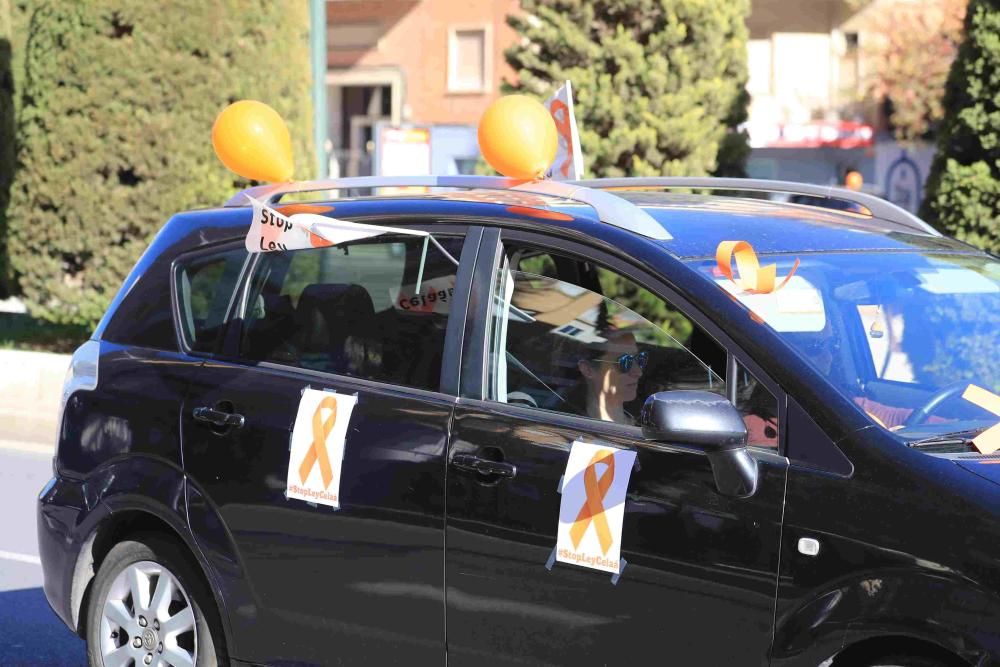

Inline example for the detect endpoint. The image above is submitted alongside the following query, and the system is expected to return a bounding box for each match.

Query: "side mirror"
[640,390,758,497]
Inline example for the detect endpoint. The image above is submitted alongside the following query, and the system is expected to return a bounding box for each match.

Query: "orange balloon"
[478,95,558,179]
[212,100,294,182]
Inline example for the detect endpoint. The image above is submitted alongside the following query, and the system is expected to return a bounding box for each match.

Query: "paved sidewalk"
[0,349,69,450]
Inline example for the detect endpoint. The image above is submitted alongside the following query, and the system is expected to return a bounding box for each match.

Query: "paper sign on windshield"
[716,276,826,332]
[962,384,1000,455]
[286,389,357,509]
[556,440,636,574]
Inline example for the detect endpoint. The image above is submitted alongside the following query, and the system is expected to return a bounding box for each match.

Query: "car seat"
[294,283,378,376]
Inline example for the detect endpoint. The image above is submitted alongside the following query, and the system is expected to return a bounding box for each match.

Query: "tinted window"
[175,247,247,353]
[735,361,779,448]
[240,234,464,392]
[485,252,726,427]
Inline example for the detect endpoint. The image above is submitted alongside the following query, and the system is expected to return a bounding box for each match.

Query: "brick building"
[325,0,518,178]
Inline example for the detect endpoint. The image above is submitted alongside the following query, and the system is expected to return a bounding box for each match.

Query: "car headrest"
[295,284,376,363]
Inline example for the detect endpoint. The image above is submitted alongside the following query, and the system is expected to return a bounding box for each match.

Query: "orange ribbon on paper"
[550,99,573,178]
[716,240,800,294]
[569,449,616,554]
[299,397,338,488]
[962,384,1000,455]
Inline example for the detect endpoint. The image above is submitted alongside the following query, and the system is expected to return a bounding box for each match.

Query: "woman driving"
[569,329,647,425]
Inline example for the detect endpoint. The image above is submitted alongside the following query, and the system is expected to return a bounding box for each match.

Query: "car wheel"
[84,534,225,667]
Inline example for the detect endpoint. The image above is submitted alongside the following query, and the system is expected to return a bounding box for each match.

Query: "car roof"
[203,179,977,261]
[605,192,972,259]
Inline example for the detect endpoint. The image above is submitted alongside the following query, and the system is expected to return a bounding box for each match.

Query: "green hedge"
[0,0,31,297]
[921,0,1000,251]
[8,1,313,327]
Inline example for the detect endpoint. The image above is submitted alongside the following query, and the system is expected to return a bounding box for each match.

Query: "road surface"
[0,444,86,666]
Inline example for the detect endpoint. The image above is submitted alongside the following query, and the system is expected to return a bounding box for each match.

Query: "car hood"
[955,458,1000,486]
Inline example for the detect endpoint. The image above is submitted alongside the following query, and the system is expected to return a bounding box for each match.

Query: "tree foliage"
[921,0,1000,251]
[0,0,30,297]
[8,1,313,326]
[504,0,751,178]
[864,0,966,142]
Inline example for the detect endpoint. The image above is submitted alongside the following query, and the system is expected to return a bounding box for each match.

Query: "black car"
[38,176,1000,667]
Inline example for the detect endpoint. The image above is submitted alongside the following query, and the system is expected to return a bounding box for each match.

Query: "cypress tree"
[504,0,751,178]
[0,0,28,296]
[921,0,1000,250]
[9,1,313,326]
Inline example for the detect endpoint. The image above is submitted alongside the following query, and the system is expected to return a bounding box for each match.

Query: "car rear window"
[175,246,248,353]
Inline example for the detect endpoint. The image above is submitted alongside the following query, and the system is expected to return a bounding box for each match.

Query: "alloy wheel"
[99,560,197,667]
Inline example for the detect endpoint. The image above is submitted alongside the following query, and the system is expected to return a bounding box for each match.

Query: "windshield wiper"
[908,429,983,449]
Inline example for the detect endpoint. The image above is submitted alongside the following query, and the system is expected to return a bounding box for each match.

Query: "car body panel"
[57,342,200,479]
[773,426,1000,665]
[181,360,454,664]
[446,400,787,666]
[37,455,220,637]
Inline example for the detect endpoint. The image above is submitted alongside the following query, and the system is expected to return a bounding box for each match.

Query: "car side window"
[175,246,248,353]
[484,246,726,427]
[239,234,464,392]
[735,361,780,448]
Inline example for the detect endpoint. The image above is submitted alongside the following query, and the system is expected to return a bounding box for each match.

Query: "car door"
[445,230,788,666]
[180,225,473,665]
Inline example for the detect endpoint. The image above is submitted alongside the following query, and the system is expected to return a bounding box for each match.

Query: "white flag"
[544,81,584,181]
[245,196,427,254]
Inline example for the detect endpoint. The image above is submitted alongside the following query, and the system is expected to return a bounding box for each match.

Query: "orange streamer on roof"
[506,205,574,221]
[715,240,800,294]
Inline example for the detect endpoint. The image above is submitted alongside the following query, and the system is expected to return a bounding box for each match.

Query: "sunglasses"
[591,351,649,373]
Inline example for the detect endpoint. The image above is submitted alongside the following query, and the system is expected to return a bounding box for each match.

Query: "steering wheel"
[902,380,976,427]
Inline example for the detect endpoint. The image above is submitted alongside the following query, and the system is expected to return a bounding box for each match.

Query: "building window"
[448,26,490,93]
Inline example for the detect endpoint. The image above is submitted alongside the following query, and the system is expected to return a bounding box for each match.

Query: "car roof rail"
[225,175,672,240]
[572,177,941,237]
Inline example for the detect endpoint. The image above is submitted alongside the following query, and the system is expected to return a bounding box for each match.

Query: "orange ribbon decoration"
[569,449,616,554]
[716,240,800,294]
[549,99,573,178]
[962,384,1000,455]
[299,397,338,488]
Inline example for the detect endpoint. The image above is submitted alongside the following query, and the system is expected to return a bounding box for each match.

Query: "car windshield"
[687,251,1000,442]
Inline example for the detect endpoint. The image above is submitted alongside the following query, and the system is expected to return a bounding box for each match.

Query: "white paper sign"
[246,196,427,254]
[389,274,457,314]
[286,389,357,509]
[716,275,826,332]
[544,81,584,181]
[556,440,637,574]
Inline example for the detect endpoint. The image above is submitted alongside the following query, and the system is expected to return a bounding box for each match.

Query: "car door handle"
[451,453,517,478]
[192,406,245,428]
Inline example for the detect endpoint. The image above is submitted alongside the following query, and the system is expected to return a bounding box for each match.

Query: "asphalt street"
[0,445,86,666]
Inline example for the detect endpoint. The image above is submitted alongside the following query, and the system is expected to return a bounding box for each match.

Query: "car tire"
[84,534,226,667]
